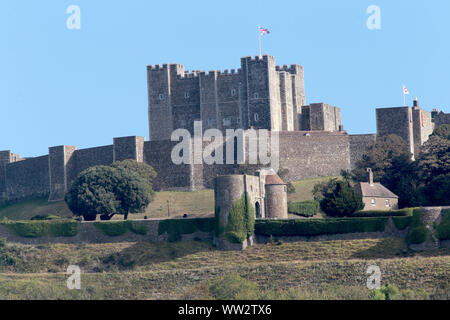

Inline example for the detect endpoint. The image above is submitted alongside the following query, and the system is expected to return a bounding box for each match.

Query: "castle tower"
[264,173,288,219]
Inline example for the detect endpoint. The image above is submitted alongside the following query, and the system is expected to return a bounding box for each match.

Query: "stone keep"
[147,55,309,140]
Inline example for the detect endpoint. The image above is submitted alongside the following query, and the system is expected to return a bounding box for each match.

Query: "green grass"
[0,177,336,221]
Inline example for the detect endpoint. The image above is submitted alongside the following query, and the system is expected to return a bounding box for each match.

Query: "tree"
[419,174,450,206]
[317,179,364,217]
[65,164,154,221]
[432,124,450,140]
[415,136,450,184]
[352,134,412,183]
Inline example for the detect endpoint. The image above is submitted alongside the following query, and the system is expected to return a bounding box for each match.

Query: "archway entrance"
[255,201,261,218]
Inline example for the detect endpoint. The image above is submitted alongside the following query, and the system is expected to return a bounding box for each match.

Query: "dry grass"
[0,238,449,300]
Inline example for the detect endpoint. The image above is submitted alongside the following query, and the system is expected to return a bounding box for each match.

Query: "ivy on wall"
[224,192,255,244]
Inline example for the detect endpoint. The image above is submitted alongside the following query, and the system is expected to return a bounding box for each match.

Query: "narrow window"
[254,113,259,122]
[371,199,376,206]
[385,199,390,207]
[184,92,189,99]
[231,89,237,96]
[159,93,164,100]
[254,92,259,99]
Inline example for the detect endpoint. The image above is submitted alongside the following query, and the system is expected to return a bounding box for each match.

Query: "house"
[355,168,399,211]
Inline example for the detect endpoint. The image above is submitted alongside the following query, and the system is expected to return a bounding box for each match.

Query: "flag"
[259,27,270,35]
[403,85,409,95]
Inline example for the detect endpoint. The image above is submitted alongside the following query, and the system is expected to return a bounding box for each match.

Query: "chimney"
[413,97,419,108]
[366,168,374,186]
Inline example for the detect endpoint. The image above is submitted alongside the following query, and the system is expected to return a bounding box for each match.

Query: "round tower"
[264,174,288,219]
[214,175,246,233]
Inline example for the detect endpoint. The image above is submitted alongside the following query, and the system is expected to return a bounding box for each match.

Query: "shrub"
[0,237,5,248]
[94,221,149,237]
[254,217,388,237]
[435,209,450,240]
[288,201,319,217]
[369,284,429,300]
[392,216,413,230]
[49,221,78,237]
[208,273,259,300]
[406,209,430,245]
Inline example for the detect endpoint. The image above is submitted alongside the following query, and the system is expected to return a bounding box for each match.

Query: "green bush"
[94,221,149,237]
[392,216,413,230]
[255,217,388,237]
[406,209,430,245]
[0,237,5,248]
[435,209,450,241]
[350,208,414,218]
[158,218,215,242]
[370,284,428,300]
[288,201,319,217]
[1,220,78,238]
[208,273,259,300]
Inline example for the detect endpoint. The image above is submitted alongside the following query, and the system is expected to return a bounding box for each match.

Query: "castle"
[0,55,448,203]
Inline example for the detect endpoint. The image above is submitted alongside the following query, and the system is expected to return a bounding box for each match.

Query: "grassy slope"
[0,176,335,221]
[0,238,449,299]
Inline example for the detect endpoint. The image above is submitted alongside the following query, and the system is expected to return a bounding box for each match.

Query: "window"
[159,93,165,100]
[207,117,214,126]
[385,199,390,207]
[236,118,241,124]
[254,113,259,122]
[371,199,376,206]
[223,118,231,126]
[184,92,190,99]
[253,92,259,99]
[231,89,237,96]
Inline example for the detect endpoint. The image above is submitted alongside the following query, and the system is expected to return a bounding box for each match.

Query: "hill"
[0,176,334,221]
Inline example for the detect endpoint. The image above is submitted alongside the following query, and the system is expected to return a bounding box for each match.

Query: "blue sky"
[1,0,449,157]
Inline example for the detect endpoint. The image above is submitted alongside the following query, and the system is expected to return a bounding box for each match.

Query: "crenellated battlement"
[276,64,303,74]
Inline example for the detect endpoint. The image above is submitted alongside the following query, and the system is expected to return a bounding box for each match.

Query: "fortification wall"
[4,156,49,201]
[143,140,192,191]
[277,132,351,181]
[67,145,114,186]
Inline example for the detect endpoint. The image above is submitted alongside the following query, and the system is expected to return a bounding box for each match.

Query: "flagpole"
[258,25,262,58]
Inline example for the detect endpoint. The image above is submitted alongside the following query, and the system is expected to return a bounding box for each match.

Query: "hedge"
[94,221,148,237]
[158,218,215,242]
[350,208,414,218]
[435,209,450,241]
[1,220,78,238]
[254,217,389,237]
[288,201,319,217]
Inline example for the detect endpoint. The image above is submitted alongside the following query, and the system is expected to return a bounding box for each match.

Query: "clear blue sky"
[1,0,449,157]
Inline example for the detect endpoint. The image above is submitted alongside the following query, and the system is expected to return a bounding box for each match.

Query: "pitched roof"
[359,182,398,198]
[265,174,286,185]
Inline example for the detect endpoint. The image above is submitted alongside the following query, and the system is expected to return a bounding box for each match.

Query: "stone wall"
[278,132,351,181]
[4,156,50,201]
[376,107,414,156]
